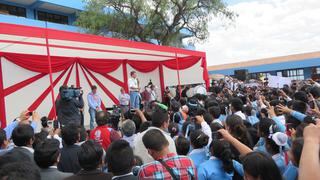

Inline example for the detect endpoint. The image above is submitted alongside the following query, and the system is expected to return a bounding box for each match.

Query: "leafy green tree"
[76,0,235,47]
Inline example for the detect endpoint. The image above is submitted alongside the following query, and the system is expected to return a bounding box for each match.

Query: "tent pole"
[175,52,182,97]
[45,22,57,120]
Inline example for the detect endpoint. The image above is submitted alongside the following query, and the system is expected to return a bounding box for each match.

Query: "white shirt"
[21,146,34,153]
[133,127,177,164]
[128,78,138,91]
[119,93,130,105]
[235,111,246,120]
[149,90,158,101]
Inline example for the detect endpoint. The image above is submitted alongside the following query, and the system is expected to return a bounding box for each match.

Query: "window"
[0,3,26,17]
[277,71,282,77]
[37,11,68,24]
[316,67,320,74]
[249,72,268,80]
[282,69,304,80]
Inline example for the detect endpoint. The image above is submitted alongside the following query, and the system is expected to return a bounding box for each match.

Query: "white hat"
[271,132,288,146]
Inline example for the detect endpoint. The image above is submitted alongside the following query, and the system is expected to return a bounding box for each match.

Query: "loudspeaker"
[234,69,248,81]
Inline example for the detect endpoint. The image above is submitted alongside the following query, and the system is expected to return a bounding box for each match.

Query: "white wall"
[163,60,204,87]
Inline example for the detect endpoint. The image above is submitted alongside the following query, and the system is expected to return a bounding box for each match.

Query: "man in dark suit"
[58,123,81,174]
[106,140,137,180]
[65,140,112,180]
[34,139,72,180]
[10,124,35,162]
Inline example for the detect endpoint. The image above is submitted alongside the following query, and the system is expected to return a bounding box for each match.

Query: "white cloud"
[196,0,320,66]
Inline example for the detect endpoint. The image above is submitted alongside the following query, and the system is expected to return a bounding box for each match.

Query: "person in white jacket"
[133,107,177,164]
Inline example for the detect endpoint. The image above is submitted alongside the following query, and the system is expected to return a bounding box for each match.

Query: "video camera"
[61,87,82,101]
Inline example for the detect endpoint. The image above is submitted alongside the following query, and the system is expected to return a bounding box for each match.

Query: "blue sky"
[196,0,320,66]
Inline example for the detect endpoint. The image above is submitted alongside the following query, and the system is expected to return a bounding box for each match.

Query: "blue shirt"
[246,116,259,125]
[87,92,101,109]
[4,120,37,139]
[188,148,209,168]
[283,161,298,180]
[218,115,227,122]
[273,153,286,174]
[290,111,307,122]
[198,157,243,180]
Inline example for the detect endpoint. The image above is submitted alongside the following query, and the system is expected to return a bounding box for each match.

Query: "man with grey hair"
[121,120,136,148]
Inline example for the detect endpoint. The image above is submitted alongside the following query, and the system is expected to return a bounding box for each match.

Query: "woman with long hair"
[198,140,241,180]
[188,130,210,168]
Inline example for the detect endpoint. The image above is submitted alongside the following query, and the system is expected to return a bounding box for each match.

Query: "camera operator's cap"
[122,120,136,137]
[272,132,288,146]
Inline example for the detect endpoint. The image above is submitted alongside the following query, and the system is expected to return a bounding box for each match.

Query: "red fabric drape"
[163,56,201,70]
[127,60,159,73]
[78,58,122,74]
[2,53,75,73]
[122,61,129,93]
[75,63,80,88]
[201,57,210,90]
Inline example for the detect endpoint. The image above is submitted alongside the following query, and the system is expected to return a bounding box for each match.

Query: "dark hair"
[151,108,169,128]
[79,126,88,142]
[61,123,79,145]
[292,100,307,114]
[203,112,214,125]
[208,106,221,119]
[265,136,280,155]
[0,162,40,180]
[210,140,234,173]
[106,140,134,175]
[12,124,34,147]
[295,122,309,138]
[310,86,320,98]
[40,116,49,128]
[175,136,190,156]
[95,111,109,126]
[243,106,253,116]
[91,85,97,90]
[139,121,151,133]
[0,128,6,147]
[0,151,32,168]
[291,138,304,166]
[33,131,49,149]
[130,71,136,76]
[258,118,276,138]
[78,140,103,171]
[34,139,60,168]
[190,130,209,149]
[230,98,243,112]
[168,123,179,138]
[226,115,252,148]
[293,91,308,103]
[132,114,142,131]
[142,129,169,151]
[242,152,282,180]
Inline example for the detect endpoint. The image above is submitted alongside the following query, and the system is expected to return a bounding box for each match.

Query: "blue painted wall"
[209,57,320,76]
[0,14,81,32]
[0,0,84,32]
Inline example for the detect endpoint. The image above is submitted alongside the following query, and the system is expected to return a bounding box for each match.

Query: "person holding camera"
[87,85,102,130]
[56,86,84,127]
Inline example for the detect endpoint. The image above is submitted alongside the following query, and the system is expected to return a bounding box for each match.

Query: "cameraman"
[56,86,84,126]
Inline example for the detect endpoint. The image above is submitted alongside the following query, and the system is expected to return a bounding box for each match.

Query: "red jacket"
[89,125,112,150]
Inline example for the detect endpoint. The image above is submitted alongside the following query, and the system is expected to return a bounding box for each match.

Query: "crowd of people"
[0,74,320,180]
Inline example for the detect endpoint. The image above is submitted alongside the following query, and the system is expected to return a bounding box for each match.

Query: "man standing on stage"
[128,71,140,109]
[119,88,130,116]
[87,85,102,129]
